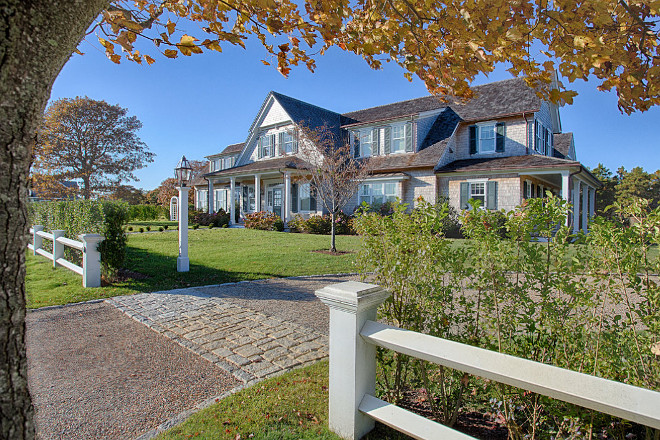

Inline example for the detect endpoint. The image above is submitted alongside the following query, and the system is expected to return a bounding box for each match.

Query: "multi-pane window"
[358,182,397,206]
[391,124,405,153]
[197,189,208,211]
[478,124,496,152]
[214,189,227,212]
[300,183,313,211]
[360,130,373,157]
[242,186,255,212]
[534,120,553,155]
[281,132,295,154]
[260,134,273,158]
[470,182,486,206]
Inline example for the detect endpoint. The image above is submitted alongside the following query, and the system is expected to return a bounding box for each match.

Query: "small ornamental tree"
[297,126,370,252]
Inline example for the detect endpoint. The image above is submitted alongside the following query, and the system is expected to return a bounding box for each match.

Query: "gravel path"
[27,302,240,440]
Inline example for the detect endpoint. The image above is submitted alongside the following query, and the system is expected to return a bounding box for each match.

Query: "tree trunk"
[330,211,336,252]
[0,1,107,438]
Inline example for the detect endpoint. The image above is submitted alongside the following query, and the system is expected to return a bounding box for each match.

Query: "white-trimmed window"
[281,131,295,154]
[460,180,497,210]
[478,124,496,153]
[261,134,273,158]
[299,183,316,211]
[391,123,406,154]
[359,182,397,206]
[214,189,227,212]
[360,130,373,157]
[197,189,208,211]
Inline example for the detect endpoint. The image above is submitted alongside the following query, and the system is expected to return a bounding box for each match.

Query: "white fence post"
[80,234,104,288]
[52,230,65,268]
[32,225,44,255]
[315,281,391,440]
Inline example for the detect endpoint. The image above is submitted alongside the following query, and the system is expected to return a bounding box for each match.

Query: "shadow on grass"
[118,247,352,302]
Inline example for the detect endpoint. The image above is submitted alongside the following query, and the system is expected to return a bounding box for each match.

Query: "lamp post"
[175,155,192,272]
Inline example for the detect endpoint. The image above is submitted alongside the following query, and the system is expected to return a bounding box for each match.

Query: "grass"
[26,228,363,309]
[156,360,408,440]
[128,220,179,228]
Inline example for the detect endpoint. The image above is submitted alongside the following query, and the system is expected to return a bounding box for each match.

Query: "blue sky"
[50,35,660,191]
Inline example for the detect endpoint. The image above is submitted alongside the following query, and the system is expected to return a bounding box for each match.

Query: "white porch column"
[582,183,589,233]
[315,282,391,440]
[573,179,581,234]
[561,171,570,226]
[589,187,595,218]
[254,174,261,212]
[284,172,291,224]
[229,177,236,225]
[208,179,215,213]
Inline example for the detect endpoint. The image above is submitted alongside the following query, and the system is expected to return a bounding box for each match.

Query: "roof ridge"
[342,77,526,116]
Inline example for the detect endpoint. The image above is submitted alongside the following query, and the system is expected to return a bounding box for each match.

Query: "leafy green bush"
[139,227,144,233]
[193,224,199,230]
[146,226,151,231]
[30,200,128,274]
[244,211,282,231]
[288,212,355,235]
[354,197,660,437]
[192,210,230,227]
[158,227,164,232]
[128,226,133,232]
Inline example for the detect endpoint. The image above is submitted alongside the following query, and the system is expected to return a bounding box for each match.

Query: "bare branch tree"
[296,125,370,252]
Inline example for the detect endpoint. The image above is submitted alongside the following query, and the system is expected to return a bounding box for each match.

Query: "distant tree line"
[590,164,660,216]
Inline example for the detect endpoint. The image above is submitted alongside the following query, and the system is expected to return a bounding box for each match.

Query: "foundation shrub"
[287,212,356,235]
[244,211,282,231]
[354,197,660,439]
[192,209,230,227]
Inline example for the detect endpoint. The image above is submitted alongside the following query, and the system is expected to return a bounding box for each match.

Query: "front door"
[273,187,283,218]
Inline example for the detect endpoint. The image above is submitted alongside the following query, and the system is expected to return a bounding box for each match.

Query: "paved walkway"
[107,274,357,385]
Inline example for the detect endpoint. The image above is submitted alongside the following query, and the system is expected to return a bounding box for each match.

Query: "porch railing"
[315,282,660,440]
[28,225,104,288]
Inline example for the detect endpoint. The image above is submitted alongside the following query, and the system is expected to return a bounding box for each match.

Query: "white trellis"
[170,196,179,221]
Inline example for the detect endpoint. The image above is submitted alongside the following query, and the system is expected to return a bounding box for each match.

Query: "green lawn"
[26,228,363,309]
[156,360,408,440]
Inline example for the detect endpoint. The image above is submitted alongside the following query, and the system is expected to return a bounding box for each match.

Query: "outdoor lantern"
[174,155,193,186]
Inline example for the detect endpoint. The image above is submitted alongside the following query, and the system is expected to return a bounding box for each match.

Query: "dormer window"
[279,131,298,154]
[258,134,275,159]
[360,130,374,157]
[469,122,505,154]
[391,123,406,154]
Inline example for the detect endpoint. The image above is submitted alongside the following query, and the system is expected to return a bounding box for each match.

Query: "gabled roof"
[221,142,244,155]
[341,78,542,126]
[435,155,580,173]
[271,92,343,140]
[369,139,451,173]
[553,133,573,159]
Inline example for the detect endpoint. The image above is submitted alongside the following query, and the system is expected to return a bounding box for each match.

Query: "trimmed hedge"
[127,204,165,221]
[29,200,128,274]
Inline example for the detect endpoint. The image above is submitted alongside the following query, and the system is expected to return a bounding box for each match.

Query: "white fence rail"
[315,282,660,440]
[28,225,104,287]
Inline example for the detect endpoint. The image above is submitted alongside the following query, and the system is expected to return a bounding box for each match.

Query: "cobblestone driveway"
[107,274,357,385]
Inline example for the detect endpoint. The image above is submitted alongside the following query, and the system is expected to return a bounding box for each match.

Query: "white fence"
[315,282,660,440]
[28,225,104,288]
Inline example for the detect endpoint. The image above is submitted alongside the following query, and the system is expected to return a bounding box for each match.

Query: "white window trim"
[390,122,407,154]
[359,181,399,206]
[298,182,315,213]
[466,179,489,210]
[475,121,497,154]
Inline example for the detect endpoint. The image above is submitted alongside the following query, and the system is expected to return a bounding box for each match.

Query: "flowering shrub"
[287,212,356,235]
[192,209,230,227]
[244,211,284,231]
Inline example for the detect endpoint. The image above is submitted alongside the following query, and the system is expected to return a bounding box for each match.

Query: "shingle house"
[192,77,600,233]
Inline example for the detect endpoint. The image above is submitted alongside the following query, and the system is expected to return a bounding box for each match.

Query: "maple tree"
[297,126,370,252]
[2,1,660,438]
[34,97,154,200]
[147,160,205,208]
[104,184,147,204]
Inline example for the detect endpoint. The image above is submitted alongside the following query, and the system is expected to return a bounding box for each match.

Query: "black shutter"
[310,187,317,211]
[469,125,477,155]
[405,122,413,152]
[534,121,540,151]
[353,131,360,158]
[372,128,380,156]
[460,182,469,209]
[257,136,263,159]
[270,134,276,157]
[496,122,505,152]
[291,183,298,213]
[487,181,497,210]
[384,126,391,155]
[523,180,528,199]
[242,185,248,211]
